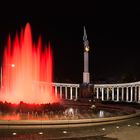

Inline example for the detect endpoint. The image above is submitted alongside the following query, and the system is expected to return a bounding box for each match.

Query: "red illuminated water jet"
[0,23,59,104]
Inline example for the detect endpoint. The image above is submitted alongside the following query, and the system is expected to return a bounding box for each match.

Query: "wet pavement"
[0,116,140,140]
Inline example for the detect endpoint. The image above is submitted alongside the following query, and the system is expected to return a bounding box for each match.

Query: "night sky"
[0,1,140,83]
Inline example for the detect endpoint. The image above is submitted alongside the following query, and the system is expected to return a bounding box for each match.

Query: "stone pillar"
[126,87,129,102]
[83,27,90,83]
[138,86,140,103]
[121,87,124,101]
[134,87,137,102]
[107,88,109,100]
[65,86,67,99]
[116,87,119,101]
[60,86,62,99]
[75,87,78,100]
[83,52,90,83]
[130,87,133,102]
[112,87,114,101]
[101,88,104,101]
[55,86,57,97]
[96,88,99,99]
[70,87,73,100]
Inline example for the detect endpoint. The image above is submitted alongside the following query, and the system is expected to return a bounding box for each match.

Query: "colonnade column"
[75,87,78,100]
[70,87,73,100]
[107,88,109,100]
[96,88,99,99]
[101,88,104,101]
[112,88,114,101]
[60,86,62,99]
[130,87,133,102]
[117,87,119,101]
[65,86,67,99]
[126,87,129,102]
[55,86,57,97]
[134,87,137,102]
[121,87,124,101]
[138,86,140,103]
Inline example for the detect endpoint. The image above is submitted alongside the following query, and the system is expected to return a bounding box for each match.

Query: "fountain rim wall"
[0,109,140,128]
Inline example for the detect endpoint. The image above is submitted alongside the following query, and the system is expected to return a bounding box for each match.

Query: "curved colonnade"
[34,81,140,103]
[94,81,140,103]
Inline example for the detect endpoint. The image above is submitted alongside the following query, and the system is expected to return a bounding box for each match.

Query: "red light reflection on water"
[0,114,49,120]
[0,114,20,120]
[0,23,59,104]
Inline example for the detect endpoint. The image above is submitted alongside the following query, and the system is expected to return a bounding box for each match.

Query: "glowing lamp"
[85,46,89,52]
[11,64,15,67]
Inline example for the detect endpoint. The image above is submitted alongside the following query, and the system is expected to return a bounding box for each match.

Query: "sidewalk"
[106,125,140,140]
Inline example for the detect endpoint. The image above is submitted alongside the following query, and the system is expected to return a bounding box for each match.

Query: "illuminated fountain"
[0,23,138,132]
[0,23,58,104]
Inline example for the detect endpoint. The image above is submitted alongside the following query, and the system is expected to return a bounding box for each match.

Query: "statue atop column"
[83,26,90,83]
[79,26,94,102]
[83,26,89,53]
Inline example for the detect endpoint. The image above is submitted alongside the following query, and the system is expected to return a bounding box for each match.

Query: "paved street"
[0,116,140,140]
